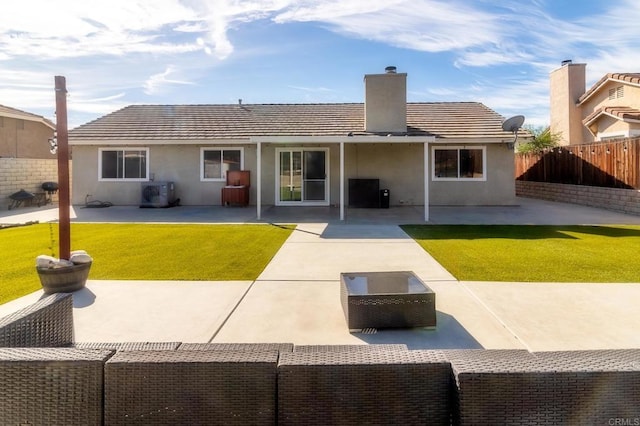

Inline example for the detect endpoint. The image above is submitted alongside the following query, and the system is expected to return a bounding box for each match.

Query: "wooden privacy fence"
[515,137,640,189]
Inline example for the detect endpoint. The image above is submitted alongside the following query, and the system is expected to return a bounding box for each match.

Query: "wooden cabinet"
[221,170,250,206]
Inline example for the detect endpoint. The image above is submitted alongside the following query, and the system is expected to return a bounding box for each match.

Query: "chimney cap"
[385,66,397,74]
[561,59,573,66]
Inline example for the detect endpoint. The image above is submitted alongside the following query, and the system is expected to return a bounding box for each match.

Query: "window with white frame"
[99,148,148,181]
[201,147,243,181]
[432,146,486,180]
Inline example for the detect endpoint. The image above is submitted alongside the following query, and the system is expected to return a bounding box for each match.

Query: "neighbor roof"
[69,102,515,141]
[578,73,640,105]
[583,106,640,127]
[0,104,55,129]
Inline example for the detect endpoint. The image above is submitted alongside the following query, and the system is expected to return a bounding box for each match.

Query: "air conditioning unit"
[140,181,176,208]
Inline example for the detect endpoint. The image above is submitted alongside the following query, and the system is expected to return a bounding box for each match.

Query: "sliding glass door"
[277,148,329,205]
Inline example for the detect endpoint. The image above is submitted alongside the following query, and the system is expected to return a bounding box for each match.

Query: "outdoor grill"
[41,181,59,195]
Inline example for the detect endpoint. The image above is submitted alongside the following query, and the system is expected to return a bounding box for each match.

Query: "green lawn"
[0,223,294,305]
[401,225,640,282]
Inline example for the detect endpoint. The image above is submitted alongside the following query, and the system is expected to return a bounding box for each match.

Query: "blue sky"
[1,0,638,129]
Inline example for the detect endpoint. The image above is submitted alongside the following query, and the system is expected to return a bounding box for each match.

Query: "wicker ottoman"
[340,271,436,329]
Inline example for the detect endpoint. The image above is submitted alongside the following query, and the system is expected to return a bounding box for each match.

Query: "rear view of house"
[69,68,522,220]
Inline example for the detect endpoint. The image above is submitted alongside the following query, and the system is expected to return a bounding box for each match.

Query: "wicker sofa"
[1,293,639,425]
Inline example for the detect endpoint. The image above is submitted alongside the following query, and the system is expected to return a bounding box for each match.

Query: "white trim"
[70,138,252,146]
[596,130,640,141]
[257,142,262,220]
[431,145,487,182]
[579,77,640,105]
[200,147,244,181]
[424,142,429,222]
[253,136,435,144]
[275,147,330,206]
[98,147,149,182]
[340,142,345,221]
[72,135,437,146]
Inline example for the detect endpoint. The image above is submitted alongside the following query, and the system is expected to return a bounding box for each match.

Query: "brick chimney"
[549,60,586,145]
[364,66,407,133]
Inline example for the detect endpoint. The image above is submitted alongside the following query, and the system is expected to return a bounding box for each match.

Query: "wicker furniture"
[221,170,250,206]
[0,292,74,347]
[74,341,181,351]
[3,294,640,425]
[0,347,112,426]
[277,350,451,426]
[105,350,279,426]
[340,271,436,329]
[447,349,640,425]
[293,344,408,352]
[179,342,293,353]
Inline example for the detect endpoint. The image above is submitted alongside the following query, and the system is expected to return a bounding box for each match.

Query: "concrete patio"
[1,197,640,351]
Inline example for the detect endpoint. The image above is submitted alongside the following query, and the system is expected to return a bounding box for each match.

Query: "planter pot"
[36,262,92,294]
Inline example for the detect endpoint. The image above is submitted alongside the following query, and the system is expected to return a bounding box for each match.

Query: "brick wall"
[0,158,71,210]
[516,181,640,216]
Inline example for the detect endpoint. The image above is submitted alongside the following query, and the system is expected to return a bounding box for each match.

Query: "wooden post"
[55,76,71,260]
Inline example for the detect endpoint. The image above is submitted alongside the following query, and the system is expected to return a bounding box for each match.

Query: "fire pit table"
[340,271,436,330]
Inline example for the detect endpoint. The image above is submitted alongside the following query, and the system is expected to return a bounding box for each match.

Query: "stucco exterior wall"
[364,73,407,133]
[549,63,587,145]
[343,143,424,206]
[0,116,54,159]
[581,82,640,112]
[429,143,516,205]
[71,142,515,207]
[581,82,640,139]
[71,144,257,206]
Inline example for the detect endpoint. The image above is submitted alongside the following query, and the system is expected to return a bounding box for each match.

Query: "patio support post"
[256,142,262,220]
[340,142,345,221]
[54,76,71,260]
[424,142,429,222]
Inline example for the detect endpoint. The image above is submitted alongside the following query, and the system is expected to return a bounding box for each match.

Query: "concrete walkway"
[2,197,640,350]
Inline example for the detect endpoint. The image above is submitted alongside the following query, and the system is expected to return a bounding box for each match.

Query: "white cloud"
[274,0,503,52]
[2,0,640,128]
[143,66,195,95]
[0,0,201,59]
[288,85,337,93]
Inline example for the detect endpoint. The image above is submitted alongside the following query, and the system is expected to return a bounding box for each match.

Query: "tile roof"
[583,106,640,126]
[578,73,640,105]
[0,104,55,129]
[69,102,516,141]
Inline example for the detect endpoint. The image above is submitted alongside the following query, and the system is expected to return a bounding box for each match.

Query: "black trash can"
[380,189,390,208]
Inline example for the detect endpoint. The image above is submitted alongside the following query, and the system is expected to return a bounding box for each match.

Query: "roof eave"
[578,75,640,105]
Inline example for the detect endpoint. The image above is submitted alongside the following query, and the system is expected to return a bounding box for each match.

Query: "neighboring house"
[69,68,522,221]
[550,61,640,145]
[0,104,55,158]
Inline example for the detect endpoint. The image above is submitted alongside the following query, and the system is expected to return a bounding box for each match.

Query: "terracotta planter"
[36,262,92,294]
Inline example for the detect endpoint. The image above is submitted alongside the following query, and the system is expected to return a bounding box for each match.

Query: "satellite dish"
[502,115,525,149]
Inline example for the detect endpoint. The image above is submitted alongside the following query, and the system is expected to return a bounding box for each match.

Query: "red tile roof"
[578,73,640,105]
[583,106,640,127]
[69,102,516,141]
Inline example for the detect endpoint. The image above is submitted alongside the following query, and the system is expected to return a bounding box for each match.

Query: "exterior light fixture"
[48,131,58,155]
